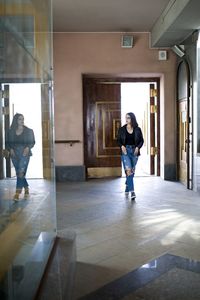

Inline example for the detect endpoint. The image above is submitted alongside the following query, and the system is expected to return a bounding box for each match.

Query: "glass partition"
[0,1,56,299]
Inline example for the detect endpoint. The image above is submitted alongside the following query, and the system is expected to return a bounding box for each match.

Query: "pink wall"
[53,33,177,176]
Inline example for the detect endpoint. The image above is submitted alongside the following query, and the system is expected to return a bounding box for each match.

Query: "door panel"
[3,85,12,178]
[41,82,53,179]
[149,83,160,175]
[177,60,192,189]
[0,85,3,179]
[150,83,156,175]
[83,78,121,178]
[179,100,187,185]
[0,84,13,179]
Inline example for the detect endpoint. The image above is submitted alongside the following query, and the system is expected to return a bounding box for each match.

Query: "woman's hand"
[23,147,29,157]
[134,147,139,156]
[121,145,127,155]
[10,149,15,158]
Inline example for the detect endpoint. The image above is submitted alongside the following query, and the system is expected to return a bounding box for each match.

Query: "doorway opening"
[121,82,150,176]
[2,83,43,179]
[121,81,158,177]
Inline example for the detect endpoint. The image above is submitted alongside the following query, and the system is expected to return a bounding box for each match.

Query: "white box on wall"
[121,35,134,48]
[158,50,167,60]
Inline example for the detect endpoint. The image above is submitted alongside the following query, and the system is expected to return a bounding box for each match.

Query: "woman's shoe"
[13,193,19,201]
[131,191,136,200]
[24,187,29,198]
[125,185,129,196]
[13,189,21,201]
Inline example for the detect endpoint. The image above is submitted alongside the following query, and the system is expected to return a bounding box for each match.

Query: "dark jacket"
[7,126,35,156]
[117,125,144,155]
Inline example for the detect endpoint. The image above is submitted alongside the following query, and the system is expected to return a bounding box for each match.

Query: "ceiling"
[53,0,171,32]
[151,0,200,47]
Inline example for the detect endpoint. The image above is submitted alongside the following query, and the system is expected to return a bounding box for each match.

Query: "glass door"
[0,1,56,299]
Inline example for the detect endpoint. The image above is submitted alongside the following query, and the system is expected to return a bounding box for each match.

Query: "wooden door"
[41,81,54,179]
[3,85,11,178]
[149,83,160,175]
[177,60,192,188]
[83,78,121,178]
[0,84,12,179]
[178,100,188,185]
[0,84,3,179]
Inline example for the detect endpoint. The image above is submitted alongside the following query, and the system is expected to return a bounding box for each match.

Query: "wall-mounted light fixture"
[121,35,134,48]
[171,45,185,57]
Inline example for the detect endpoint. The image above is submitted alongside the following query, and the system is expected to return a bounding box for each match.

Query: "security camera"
[171,45,185,57]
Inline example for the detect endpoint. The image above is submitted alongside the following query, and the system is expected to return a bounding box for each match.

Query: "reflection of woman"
[117,112,144,200]
[7,113,35,201]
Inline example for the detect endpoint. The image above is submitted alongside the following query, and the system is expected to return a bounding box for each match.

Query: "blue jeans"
[121,145,138,192]
[11,146,30,190]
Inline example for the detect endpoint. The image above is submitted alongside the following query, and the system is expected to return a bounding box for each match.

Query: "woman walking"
[117,112,144,200]
[7,113,35,201]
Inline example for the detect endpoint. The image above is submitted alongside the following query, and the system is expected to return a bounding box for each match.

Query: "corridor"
[56,177,200,299]
[2,0,200,298]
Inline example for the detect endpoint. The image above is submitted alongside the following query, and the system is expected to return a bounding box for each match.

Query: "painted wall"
[53,32,177,179]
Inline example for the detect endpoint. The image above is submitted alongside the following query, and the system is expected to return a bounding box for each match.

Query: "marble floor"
[56,177,200,299]
[79,254,200,300]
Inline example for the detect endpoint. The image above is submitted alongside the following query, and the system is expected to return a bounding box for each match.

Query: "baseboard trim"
[56,166,86,182]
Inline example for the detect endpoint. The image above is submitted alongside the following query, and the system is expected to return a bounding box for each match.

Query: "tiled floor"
[56,177,200,299]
